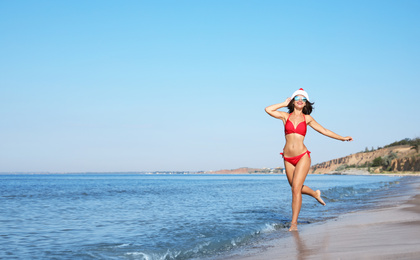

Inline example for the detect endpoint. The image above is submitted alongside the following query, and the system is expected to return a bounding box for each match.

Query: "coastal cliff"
[311,145,420,174]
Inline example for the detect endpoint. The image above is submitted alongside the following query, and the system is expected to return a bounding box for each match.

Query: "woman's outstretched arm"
[265,98,291,120]
[307,115,353,141]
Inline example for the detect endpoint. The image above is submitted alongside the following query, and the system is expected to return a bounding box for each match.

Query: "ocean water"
[0,174,412,260]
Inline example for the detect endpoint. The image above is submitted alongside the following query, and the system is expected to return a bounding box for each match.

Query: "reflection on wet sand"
[291,230,329,260]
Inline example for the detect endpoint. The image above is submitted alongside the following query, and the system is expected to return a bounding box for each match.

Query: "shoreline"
[0,170,419,176]
[316,167,420,176]
[225,176,420,260]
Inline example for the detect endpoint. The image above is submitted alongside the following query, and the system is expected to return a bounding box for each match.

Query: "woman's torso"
[282,113,308,157]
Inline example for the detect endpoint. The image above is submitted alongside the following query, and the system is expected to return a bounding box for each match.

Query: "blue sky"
[1,1,419,172]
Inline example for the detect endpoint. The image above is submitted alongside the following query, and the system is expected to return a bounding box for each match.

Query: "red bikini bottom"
[280,150,311,166]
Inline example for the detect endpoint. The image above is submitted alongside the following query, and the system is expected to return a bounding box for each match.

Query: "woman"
[265,88,353,231]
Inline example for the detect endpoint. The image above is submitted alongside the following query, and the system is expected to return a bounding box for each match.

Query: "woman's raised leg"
[285,160,326,206]
[302,186,326,206]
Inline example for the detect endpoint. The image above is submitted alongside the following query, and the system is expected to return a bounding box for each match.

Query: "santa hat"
[291,88,310,101]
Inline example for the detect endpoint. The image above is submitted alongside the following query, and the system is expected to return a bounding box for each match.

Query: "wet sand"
[229,178,420,260]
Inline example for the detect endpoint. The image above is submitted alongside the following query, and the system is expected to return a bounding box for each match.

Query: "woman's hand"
[284,97,291,105]
[343,136,353,142]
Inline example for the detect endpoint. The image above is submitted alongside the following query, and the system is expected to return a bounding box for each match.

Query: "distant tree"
[383,152,397,170]
[385,137,416,148]
[412,144,419,153]
[371,157,383,167]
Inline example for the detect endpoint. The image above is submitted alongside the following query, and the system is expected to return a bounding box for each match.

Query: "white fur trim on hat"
[291,88,309,101]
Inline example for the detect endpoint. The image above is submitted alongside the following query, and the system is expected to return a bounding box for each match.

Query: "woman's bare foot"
[289,223,298,232]
[315,190,326,206]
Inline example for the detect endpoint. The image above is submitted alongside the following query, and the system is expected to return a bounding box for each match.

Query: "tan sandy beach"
[228,177,420,260]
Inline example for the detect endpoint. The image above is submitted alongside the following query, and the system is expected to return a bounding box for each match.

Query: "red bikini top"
[284,113,307,136]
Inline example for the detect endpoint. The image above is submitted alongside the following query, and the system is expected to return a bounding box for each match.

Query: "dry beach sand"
[227,176,420,260]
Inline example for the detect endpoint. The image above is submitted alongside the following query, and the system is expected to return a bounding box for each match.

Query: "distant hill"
[205,167,283,174]
[311,138,420,174]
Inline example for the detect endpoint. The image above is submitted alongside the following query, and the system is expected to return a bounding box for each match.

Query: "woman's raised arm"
[307,115,353,141]
[265,98,291,120]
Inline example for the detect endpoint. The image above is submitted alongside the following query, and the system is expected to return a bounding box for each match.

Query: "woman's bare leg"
[285,161,326,206]
[291,154,311,230]
[302,186,326,206]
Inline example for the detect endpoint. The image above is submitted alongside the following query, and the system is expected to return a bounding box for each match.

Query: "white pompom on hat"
[291,88,310,101]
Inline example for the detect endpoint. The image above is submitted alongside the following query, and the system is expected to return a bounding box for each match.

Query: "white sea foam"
[262,223,277,232]
[116,243,130,248]
[125,252,150,260]
[125,251,179,260]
